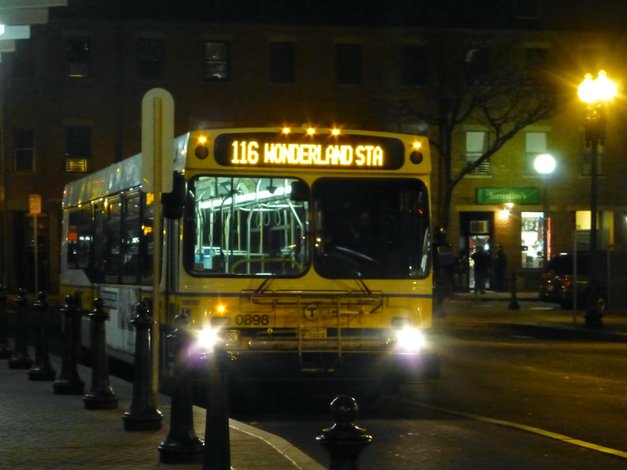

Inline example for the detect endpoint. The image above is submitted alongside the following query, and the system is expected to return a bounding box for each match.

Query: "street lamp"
[577,70,617,328]
[533,153,556,267]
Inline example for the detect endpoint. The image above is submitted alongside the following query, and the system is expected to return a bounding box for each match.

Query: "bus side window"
[121,193,141,284]
[91,202,105,283]
[103,197,122,283]
[67,205,91,270]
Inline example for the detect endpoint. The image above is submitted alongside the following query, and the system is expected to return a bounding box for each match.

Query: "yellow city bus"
[60,126,438,385]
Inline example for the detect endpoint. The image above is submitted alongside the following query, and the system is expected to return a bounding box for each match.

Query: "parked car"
[538,251,607,311]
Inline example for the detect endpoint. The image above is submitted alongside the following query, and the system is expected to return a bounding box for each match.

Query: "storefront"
[457,186,543,292]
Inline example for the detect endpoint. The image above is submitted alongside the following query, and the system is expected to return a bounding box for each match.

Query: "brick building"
[1,0,626,293]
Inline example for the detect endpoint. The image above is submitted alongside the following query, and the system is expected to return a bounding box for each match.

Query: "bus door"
[99,285,142,359]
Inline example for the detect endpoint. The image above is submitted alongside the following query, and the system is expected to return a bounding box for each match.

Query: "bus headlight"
[394,326,427,352]
[195,325,222,351]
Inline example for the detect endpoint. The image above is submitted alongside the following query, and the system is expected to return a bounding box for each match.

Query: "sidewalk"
[0,353,324,470]
[436,290,627,341]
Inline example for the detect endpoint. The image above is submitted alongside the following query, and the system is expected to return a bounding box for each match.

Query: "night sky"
[51,0,625,30]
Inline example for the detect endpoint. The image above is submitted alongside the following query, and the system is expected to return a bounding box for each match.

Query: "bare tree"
[384,31,560,229]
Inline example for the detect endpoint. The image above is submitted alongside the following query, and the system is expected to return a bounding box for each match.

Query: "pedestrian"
[453,251,469,292]
[493,245,507,292]
[433,227,455,315]
[471,245,491,294]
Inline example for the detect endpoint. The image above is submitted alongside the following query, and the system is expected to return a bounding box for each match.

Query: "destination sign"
[213,133,405,169]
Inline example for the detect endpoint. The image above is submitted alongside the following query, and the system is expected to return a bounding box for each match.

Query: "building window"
[466,131,490,175]
[12,40,34,78]
[269,42,295,83]
[525,131,547,174]
[336,43,361,85]
[525,47,548,72]
[401,44,427,86]
[581,141,604,176]
[14,128,34,173]
[66,37,90,78]
[66,126,91,157]
[204,41,229,81]
[465,47,490,85]
[138,38,164,80]
[524,46,549,83]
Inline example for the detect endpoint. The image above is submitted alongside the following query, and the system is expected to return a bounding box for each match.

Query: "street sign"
[141,88,174,193]
[28,193,41,215]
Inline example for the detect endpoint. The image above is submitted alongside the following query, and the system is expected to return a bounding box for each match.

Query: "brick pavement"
[0,353,324,470]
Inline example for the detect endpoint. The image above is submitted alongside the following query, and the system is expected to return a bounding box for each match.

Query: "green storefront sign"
[476,187,539,205]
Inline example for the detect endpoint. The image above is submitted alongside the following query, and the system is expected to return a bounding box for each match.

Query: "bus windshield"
[313,178,430,279]
[186,175,310,276]
[185,175,430,279]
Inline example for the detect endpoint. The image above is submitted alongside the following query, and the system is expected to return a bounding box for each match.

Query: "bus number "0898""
[235,314,270,326]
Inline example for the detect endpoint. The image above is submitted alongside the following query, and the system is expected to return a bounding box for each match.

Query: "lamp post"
[578,70,617,328]
[533,153,556,267]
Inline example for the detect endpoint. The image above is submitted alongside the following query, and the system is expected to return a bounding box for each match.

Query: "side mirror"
[162,172,186,219]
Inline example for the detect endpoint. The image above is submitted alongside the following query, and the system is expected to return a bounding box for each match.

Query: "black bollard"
[0,286,12,359]
[53,295,85,394]
[28,292,56,381]
[508,272,520,310]
[84,298,118,410]
[8,289,34,369]
[123,301,163,431]
[316,395,373,470]
[203,345,231,470]
[158,314,204,463]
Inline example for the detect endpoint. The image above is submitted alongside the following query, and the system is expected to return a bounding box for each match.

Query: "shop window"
[521,211,544,268]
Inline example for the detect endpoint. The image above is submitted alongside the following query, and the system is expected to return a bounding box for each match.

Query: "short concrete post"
[158,314,204,463]
[0,285,12,359]
[316,395,373,470]
[53,294,85,394]
[8,289,33,369]
[28,292,56,381]
[508,272,520,310]
[84,298,118,409]
[123,301,163,431]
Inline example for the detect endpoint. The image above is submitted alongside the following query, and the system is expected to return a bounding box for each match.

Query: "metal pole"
[542,181,548,267]
[33,214,38,294]
[585,124,602,328]
[152,97,163,404]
